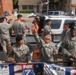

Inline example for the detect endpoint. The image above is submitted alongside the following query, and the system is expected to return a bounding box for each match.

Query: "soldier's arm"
[26,46,31,63]
[8,48,16,62]
[53,44,58,54]
[34,33,45,47]
[22,23,26,34]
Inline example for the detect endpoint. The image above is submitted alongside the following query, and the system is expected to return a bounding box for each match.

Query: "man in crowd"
[9,35,31,63]
[43,19,52,37]
[62,28,76,66]
[62,23,71,41]
[0,17,11,53]
[33,28,58,63]
[12,14,26,36]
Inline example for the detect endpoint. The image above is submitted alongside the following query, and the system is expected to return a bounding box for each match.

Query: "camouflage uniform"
[43,25,52,36]
[34,33,57,62]
[62,29,71,41]
[12,20,26,42]
[62,35,76,66]
[9,44,31,63]
[62,36,76,58]
[0,22,11,53]
[12,21,26,36]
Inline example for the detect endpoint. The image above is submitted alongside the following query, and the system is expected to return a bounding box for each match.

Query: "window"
[54,12,59,15]
[43,5,47,10]
[48,11,53,15]
[22,5,27,9]
[28,5,33,9]
[64,20,76,29]
[51,20,62,29]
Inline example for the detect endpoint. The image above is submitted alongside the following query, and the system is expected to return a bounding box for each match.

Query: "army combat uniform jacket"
[62,36,76,58]
[12,20,25,36]
[34,33,57,62]
[0,22,11,53]
[9,44,31,63]
[43,25,52,36]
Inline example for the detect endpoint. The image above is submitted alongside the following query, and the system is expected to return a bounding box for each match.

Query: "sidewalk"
[6,14,34,22]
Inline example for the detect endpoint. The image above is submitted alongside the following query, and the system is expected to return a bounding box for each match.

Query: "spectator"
[0,17,11,53]
[9,35,31,63]
[31,20,39,34]
[33,29,58,63]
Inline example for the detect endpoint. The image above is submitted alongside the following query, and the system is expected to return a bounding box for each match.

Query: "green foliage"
[19,10,34,13]
[42,10,47,13]
[13,0,18,5]
[42,10,51,13]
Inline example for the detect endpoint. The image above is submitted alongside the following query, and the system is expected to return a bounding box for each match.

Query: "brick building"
[0,0,13,16]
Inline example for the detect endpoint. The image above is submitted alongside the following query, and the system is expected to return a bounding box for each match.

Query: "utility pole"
[47,0,49,15]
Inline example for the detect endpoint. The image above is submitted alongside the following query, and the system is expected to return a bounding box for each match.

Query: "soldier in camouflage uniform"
[12,14,26,42]
[43,19,52,37]
[33,29,58,63]
[62,28,76,66]
[0,17,11,53]
[9,35,31,63]
[62,23,71,41]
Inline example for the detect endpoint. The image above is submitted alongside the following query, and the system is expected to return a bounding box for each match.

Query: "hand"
[28,61,31,63]
[32,28,37,34]
[70,55,76,59]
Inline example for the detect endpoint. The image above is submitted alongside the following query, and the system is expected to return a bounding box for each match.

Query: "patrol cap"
[1,17,7,22]
[44,32,51,37]
[16,35,23,42]
[17,14,23,18]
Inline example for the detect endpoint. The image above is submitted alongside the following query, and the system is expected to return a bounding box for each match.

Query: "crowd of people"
[0,14,76,66]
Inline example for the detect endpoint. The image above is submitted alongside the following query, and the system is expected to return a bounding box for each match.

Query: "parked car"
[43,11,65,16]
[40,16,76,44]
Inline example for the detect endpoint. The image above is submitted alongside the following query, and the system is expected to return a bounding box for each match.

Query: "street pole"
[70,0,72,11]
[47,0,49,15]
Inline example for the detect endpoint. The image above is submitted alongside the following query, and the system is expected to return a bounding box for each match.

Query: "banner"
[44,63,76,75]
[22,64,35,75]
[0,63,76,75]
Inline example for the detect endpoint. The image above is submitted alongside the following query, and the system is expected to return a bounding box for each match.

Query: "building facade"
[0,0,13,16]
[18,0,76,14]
[18,0,42,12]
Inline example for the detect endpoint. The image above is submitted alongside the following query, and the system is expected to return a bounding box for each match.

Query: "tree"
[13,0,18,5]
[13,0,18,9]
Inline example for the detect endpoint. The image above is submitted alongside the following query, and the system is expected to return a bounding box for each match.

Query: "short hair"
[32,20,37,23]
[45,19,51,23]
[16,35,23,42]
[1,17,7,22]
[64,23,70,28]
[17,14,22,19]
[44,32,51,37]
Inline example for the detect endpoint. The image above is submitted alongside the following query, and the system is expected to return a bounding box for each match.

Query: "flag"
[0,64,14,75]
